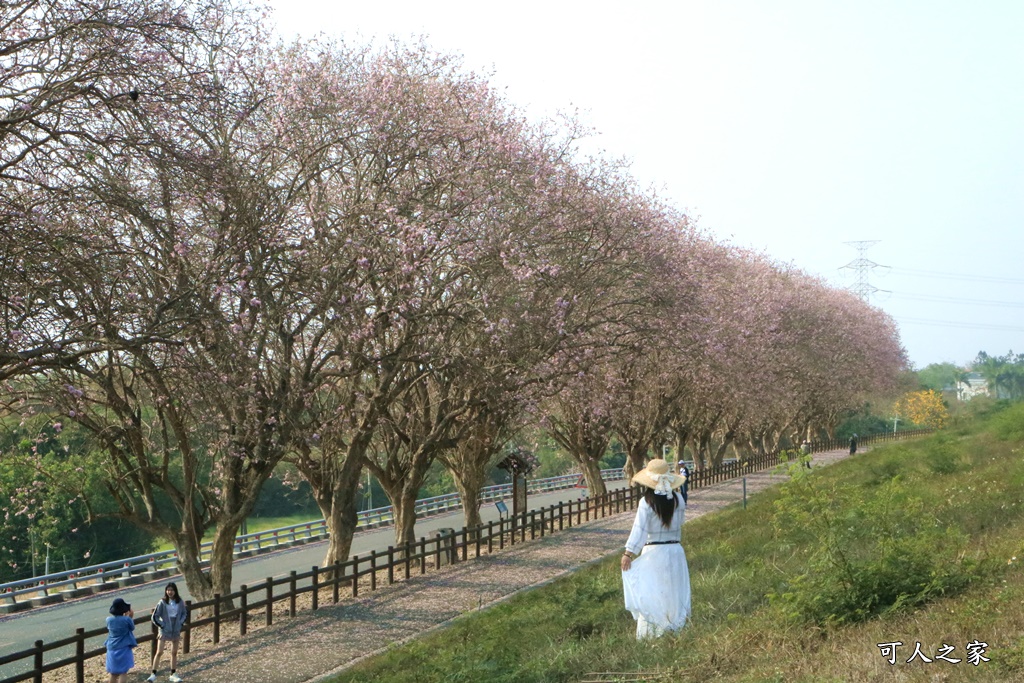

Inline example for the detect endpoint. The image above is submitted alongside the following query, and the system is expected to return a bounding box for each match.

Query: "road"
[0,480,627,676]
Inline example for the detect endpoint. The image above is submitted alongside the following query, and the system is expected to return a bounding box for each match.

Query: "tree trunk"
[624,441,648,483]
[692,438,708,471]
[699,432,717,467]
[321,483,360,570]
[452,465,487,532]
[174,534,214,605]
[318,455,364,570]
[392,487,419,549]
[208,521,241,601]
[713,421,740,464]
[580,456,607,496]
[673,429,689,466]
[713,433,734,464]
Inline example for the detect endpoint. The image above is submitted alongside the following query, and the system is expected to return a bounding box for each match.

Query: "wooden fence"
[0,429,931,683]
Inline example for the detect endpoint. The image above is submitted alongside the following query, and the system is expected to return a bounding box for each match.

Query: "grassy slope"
[329,405,1024,683]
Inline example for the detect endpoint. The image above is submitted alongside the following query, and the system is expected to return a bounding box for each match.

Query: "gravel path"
[57,447,860,683]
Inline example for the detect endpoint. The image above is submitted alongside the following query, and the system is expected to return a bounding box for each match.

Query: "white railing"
[0,468,625,605]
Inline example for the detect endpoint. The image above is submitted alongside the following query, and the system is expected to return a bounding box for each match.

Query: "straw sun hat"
[631,458,686,496]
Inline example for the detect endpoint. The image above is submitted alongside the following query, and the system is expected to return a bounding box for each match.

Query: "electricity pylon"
[840,240,889,301]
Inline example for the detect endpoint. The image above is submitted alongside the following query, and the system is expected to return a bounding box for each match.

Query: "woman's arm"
[623,499,650,555]
[152,602,164,628]
[621,499,650,571]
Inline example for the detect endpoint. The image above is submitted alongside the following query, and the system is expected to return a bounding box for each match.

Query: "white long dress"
[621,492,691,639]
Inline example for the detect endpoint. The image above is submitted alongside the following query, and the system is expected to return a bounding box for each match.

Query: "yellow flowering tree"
[894,390,949,429]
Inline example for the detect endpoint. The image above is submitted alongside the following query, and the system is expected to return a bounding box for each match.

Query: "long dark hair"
[644,489,680,527]
[162,582,182,604]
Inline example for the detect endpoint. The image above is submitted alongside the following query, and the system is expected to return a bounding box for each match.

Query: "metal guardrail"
[0,468,626,606]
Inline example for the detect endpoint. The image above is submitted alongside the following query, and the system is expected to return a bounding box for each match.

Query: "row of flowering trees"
[0,0,907,600]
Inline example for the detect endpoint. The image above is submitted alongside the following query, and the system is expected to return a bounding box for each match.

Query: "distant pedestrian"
[801,440,812,468]
[105,598,136,683]
[679,463,690,505]
[148,582,188,682]
[849,433,858,455]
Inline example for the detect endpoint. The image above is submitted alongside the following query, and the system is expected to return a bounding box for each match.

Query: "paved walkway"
[58,448,860,683]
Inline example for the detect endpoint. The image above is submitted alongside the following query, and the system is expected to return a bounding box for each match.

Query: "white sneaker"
[169,675,183,683]
[146,676,157,683]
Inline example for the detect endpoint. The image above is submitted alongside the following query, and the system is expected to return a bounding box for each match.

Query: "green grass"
[327,403,1024,683]
[153,514,322,552]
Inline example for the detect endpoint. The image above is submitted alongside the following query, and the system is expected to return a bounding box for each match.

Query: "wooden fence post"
[213,594,221,644]
[370,552,377,591]
[265,577,273,627]
[183,600,192,653]
[75,628,85,683]
[311,567,319,612]
[33,639,43,683]
[240,587,248,635]
[289,571,297,617]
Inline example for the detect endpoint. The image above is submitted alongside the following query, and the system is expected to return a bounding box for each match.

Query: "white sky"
[267,0,1024,369]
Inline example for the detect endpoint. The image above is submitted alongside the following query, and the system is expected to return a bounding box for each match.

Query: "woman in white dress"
[620,458,691,639]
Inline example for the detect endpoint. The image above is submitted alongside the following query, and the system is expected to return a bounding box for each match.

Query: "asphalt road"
[0,480,628,676]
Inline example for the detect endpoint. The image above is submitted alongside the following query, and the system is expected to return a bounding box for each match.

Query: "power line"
[895,316,1024,332]
[890,291,1024,308]
[890,267,1024,285]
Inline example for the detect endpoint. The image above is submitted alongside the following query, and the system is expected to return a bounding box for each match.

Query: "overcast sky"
[267,0,1024,370]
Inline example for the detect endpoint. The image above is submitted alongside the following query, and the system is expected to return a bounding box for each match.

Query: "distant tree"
[974,351,1024,400]
[893,390,949,429]
[0,417,153,582]
[915,363,962,393]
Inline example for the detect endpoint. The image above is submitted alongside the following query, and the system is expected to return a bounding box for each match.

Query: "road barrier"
[0,468,629,611]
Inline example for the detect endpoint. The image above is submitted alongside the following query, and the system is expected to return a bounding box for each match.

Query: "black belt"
[645,540,679,546]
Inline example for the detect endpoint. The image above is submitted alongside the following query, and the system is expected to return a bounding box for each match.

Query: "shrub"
[923,436,962,475]
[989,402,1024,442]
[769,475,974,625]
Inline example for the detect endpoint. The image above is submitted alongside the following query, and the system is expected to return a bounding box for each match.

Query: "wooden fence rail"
[0,429,931,683]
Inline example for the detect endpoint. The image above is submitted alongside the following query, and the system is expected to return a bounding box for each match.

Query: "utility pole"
[840,240,889,301]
